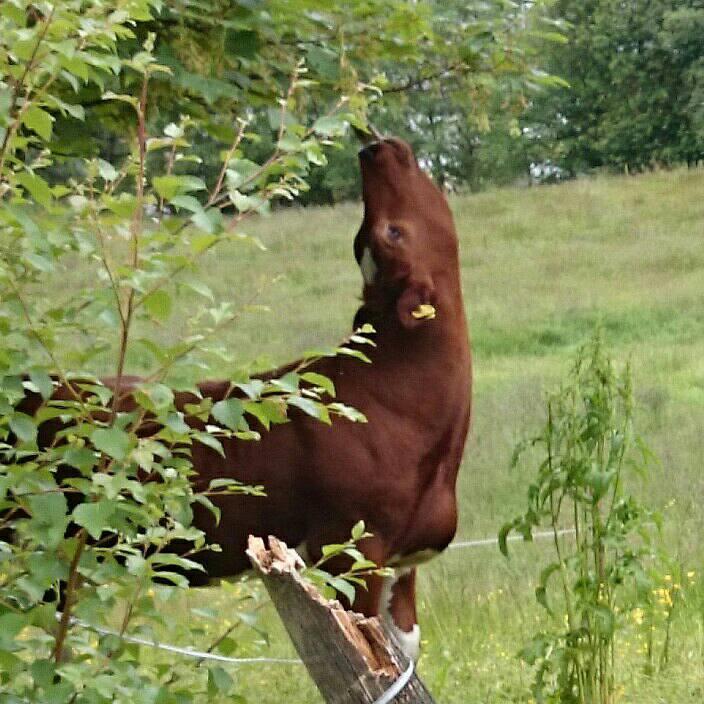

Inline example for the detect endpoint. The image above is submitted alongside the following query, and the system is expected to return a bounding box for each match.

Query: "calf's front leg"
[379,567,420,662]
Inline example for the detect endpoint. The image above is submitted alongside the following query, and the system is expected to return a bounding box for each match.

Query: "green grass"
[79,168,704,701]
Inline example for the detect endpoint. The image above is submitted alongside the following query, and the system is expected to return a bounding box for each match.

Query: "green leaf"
[321,543,346,557]
[165,412,190,434]
[270,372,300,393]
[98,159,118,181]
[224,29,260,59]
[327,576,356,604]
[228,190,259,212]
[536,563,560,614]
[136,383,174,411]
[243,399,288,430]
[24,252,54,272]
[0,650,22,677]
[351,520,366,541]
[194,431,225,457]
[64,447,98,473]
[191,233,218,253]
[30,659,56,688]
[194,493,221,525]
[278,134,303,152]
[212,397,245,431]
[236,380,265,399]
[183,280,214,301]
[23,105,54,141]
[77,382,112,406]
[301,372,336,397]
[313,115,347,137]
[102,91,139,108]
[498,523,512,557]
[225,159,261,189]
[9,412,37,443]
[143,289,172,321]
[208,666,233,696]
[104,194,137,218]
[267,107,296,131]
[73,501,116,540]
[207,478,244,492]
[28,493,68,526]
[287,396,330,424]
[327,403,366,423]
[15,172,53,207]
[27,552,68,589]
[92,427,130,461]
[29,370,54,400]
[519,636,550,666]
[0,86,11,126]
[152,174,206,200]
[26,493,69,549]
[192,207,222,234]
[337,347,371,363]
[0,613,26,650]
[349,334,376,346]
[535,584,550,613]
[170,194,203,213]
[351,559,377,571]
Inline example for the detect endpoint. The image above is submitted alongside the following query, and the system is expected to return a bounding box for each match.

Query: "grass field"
[84,168,704,701]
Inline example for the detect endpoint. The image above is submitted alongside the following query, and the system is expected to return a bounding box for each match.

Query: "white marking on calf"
[391,623,421,663]
[360,247,378,285]
[380,566,421,662]
[387,549,438,569]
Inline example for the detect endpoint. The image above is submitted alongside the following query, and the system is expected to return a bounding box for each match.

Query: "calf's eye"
[387,225,402,241]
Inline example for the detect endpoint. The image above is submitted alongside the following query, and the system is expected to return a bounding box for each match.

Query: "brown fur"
[17,137,472,637]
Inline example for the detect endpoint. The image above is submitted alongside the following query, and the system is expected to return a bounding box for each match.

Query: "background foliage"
[524,0,704,178]
[188,169,702,703]
[0,1,418,701]
[2,1,703,703]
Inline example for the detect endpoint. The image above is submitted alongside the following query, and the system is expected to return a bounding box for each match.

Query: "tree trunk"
[247,536,436,704]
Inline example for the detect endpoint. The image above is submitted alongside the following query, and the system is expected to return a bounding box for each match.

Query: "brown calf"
[17,137,472,660]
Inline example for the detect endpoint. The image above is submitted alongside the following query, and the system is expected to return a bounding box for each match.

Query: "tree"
[361,0,561,193]
[36,0,556,203]
[526,0,704,175]
[0,2,552,701]
[0,3,378,701]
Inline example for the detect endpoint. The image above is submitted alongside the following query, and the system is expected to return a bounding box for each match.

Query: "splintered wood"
[247,536,436,704]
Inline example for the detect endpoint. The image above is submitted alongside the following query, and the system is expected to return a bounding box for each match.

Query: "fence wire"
[60,526,575,667]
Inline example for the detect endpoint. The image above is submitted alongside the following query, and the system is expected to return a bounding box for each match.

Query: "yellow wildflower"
[654,588,673,607]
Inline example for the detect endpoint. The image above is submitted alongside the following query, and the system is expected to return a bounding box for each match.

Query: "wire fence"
[449,526,576,550]
[63,526,576,665]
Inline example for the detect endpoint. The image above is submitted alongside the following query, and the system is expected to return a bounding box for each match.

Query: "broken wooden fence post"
[247,536,436,704]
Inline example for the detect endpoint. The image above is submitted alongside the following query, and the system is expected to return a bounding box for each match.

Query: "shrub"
[500,334,659,704]
[0,4,368,701]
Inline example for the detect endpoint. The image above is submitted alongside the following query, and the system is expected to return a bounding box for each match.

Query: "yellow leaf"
[411,303,436,320]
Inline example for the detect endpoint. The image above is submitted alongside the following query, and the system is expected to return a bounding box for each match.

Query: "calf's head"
[353,137,461,331]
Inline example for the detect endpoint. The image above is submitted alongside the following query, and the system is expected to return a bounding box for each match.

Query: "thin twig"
[0,7,56,176]
[206,119,249,207]
[111,73,149,418]
[53,529,88,663]
[382,62,464,95]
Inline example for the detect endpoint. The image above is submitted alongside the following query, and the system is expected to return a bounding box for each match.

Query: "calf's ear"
[396,278,436,330]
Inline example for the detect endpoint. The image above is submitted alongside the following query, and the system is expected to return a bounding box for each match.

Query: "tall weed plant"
[501,335,659,704]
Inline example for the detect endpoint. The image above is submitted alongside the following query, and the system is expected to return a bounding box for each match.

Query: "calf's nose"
[359,141,381,160]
